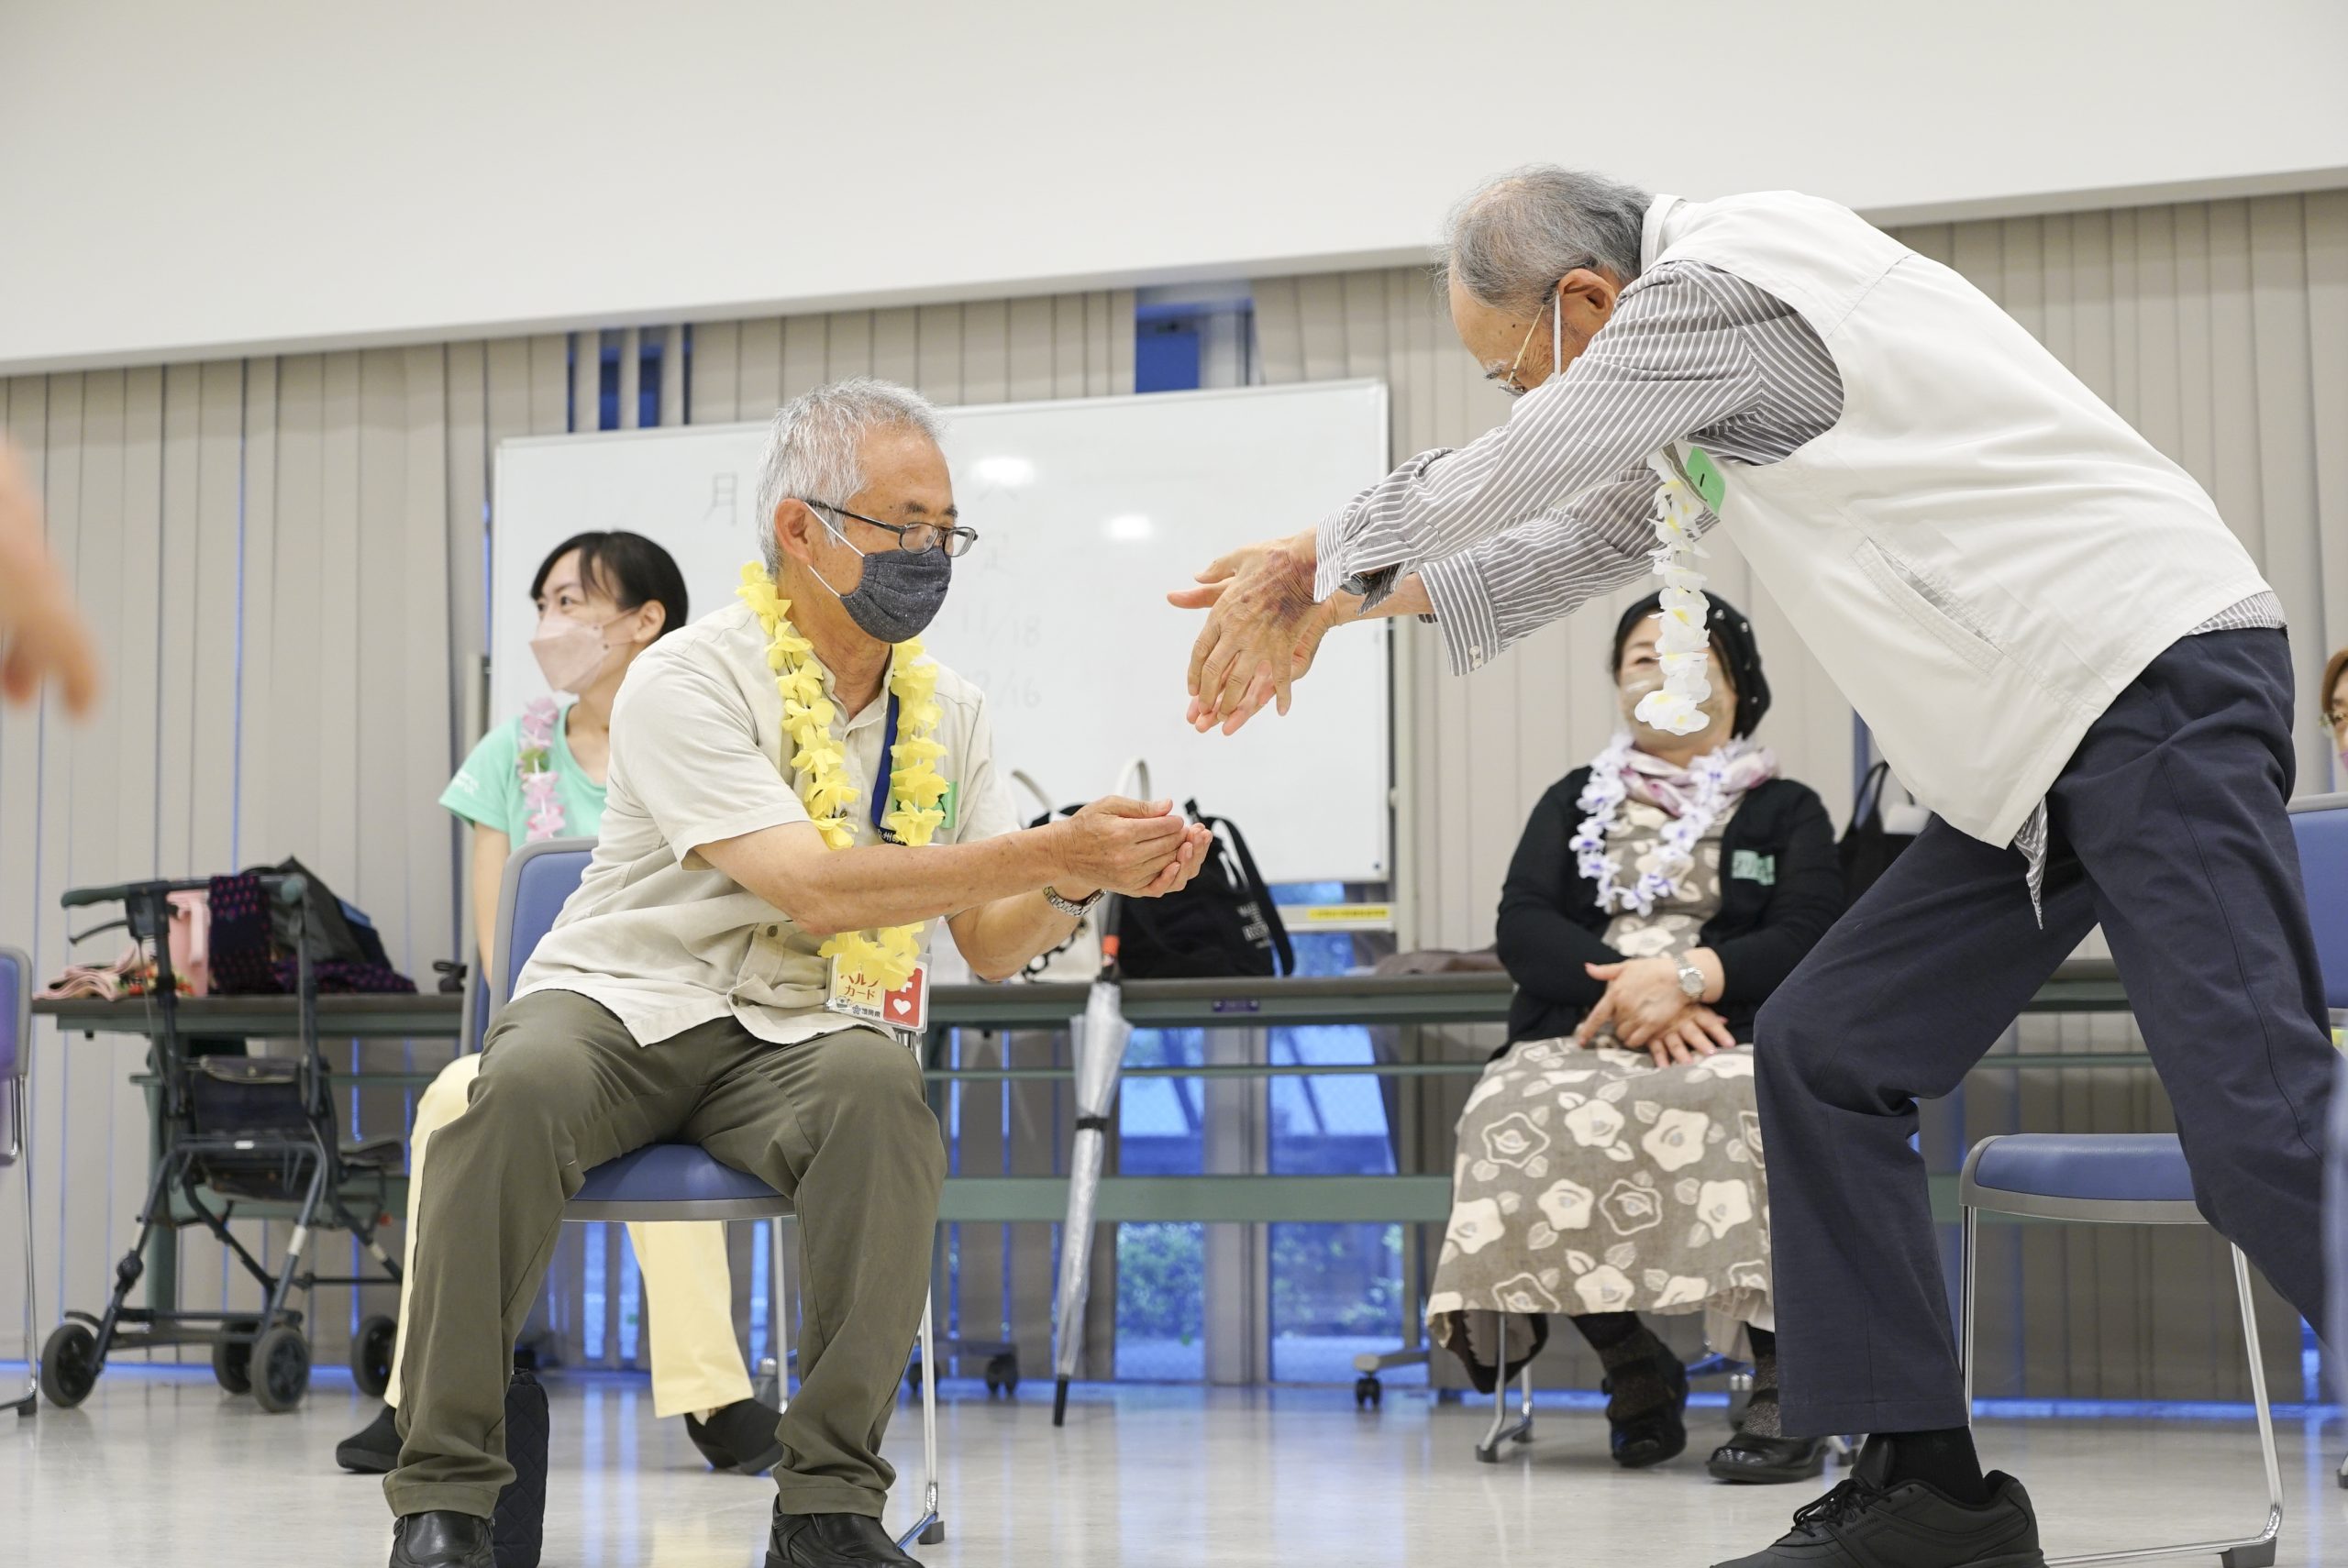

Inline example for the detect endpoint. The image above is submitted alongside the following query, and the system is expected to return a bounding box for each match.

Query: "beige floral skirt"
[1426,1039,1773,1352]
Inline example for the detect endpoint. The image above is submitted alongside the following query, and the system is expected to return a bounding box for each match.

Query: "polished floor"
[4,1366,2344,1566]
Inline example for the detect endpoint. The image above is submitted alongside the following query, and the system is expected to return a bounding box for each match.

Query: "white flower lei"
[1634,448,1713,737]
[1571,733,1746,917]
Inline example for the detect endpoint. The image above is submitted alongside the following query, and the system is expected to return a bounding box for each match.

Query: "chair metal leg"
[9,1140,34,1418]
[895,1288,945,1551]
[2045,1245,2284,1568]
[1473,1314,1534,1463]
[1959,1205,1979,1416]
[770,1217,792,1408]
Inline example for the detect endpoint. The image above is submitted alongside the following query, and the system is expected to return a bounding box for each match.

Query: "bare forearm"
[469,826,510,977]
[951,889,1088,982]
[711,824,1072,938]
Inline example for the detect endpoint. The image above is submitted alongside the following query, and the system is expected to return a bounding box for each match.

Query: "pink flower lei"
[517,697,567,844]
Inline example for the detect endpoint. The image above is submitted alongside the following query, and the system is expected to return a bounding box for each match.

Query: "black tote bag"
[1839,760,1919,904]
[1113,801,1294,980]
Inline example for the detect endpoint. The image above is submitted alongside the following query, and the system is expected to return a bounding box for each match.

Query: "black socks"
[1574,1312,1671,1420]
[1743,1326,1782,1440]
[1879,1425,1991,1506]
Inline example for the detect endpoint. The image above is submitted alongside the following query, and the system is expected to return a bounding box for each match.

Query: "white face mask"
[1619,663,1733,745]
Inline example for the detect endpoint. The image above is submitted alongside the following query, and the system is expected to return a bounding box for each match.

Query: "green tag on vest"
[1685,445,1727,511]
[1731,850,1776,886]
[939,780,958,837]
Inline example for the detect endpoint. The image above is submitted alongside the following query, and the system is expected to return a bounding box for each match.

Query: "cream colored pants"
[382,1053,753,1419]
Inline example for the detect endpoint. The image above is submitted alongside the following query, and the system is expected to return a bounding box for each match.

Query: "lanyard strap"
[869,691,901,841]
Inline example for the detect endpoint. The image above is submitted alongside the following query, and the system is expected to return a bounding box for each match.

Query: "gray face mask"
[812,513,953,643]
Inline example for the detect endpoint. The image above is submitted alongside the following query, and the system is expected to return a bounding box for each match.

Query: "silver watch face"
[1678,965,1704,998]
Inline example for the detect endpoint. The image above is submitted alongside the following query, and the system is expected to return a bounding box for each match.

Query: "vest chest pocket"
[1855,538,2004,675]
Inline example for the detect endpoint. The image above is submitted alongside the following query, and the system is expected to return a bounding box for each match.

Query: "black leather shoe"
[338,1404,402,1474]
[684,1396,787,1474]
[389,1511,494,1568]
[767,1506,923,1568]
[1604,1350,1689,1468]
[1708,1429,1834,1484]
[1711,1441,2046,1566]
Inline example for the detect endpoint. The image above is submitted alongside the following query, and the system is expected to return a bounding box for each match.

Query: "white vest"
[1646,192,2270,845]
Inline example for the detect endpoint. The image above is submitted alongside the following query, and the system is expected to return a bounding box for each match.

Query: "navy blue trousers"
[1757,629,2333,1437]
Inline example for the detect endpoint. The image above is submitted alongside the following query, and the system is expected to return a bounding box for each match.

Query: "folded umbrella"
[1051,903,1130,1427]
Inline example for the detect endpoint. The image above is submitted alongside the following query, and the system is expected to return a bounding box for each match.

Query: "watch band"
[1045,886,1103,918]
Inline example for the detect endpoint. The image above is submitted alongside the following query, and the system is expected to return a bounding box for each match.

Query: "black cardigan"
[1497,768,1845,1045]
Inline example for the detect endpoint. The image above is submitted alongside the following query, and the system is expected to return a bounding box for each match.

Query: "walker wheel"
[1355,1374,1383,1409]
[918,1522,946,1546]
[39,1322,100,1409]
[250,1325,311,1413]
[211,1320,259,1395]
[985,1352,1020,1397]
[350,1315,397,1398]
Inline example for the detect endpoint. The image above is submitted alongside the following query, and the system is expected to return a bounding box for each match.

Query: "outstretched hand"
[0,441,101,717]
[1168,529,1326,736]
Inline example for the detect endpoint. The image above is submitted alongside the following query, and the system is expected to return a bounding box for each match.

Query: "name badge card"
[825,957,929,1034]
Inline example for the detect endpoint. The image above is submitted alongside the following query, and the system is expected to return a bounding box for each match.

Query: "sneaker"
[338,1404,403,1474]
[1713,1441,2046,1566]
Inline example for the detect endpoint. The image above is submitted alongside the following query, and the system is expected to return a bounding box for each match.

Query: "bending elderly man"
[388,379,1211,1568]
[1177,169,2332,1568]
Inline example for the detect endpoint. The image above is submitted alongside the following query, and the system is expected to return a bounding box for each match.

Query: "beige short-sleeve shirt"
[514,598,1021,1045]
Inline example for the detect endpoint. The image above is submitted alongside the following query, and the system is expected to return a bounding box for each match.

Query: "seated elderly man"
[386,379,1211,1568]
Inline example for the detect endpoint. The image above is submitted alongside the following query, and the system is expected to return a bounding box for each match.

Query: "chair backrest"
[2287,792,2348,1013]
[0,945,28,1168]
[0,945,25,1081]
[488,840,596,1012]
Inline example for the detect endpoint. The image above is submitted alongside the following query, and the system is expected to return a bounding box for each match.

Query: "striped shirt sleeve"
[1313,260,1844,675]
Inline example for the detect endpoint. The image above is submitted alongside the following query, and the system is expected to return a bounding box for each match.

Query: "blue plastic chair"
[1959,1136,2281,1567]
[2287,792,2348,1487]
[2,945,32,1419]
[486,839,944,1549]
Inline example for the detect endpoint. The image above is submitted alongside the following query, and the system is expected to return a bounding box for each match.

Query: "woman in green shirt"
[339,533,789,1479]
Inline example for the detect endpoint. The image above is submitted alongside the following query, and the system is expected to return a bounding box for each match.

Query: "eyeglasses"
[803,500,978,558]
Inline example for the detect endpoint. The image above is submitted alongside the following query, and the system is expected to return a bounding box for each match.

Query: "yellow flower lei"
[737,562,950,991]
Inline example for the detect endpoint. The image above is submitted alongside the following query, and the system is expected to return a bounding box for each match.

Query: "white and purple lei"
[1571,734,1770,916]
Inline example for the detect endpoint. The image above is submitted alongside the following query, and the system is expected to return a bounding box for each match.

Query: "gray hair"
[1442,165,1653,312]
[752,377,946,573]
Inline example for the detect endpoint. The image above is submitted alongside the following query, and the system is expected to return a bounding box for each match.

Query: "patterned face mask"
[811,513,953,644]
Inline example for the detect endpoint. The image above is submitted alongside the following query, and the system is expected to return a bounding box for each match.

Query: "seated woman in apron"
[1427,591,1844,1484]
[338,531,786,1478]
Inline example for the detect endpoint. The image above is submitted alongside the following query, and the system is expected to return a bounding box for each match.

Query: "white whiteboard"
[490,381,1392,884]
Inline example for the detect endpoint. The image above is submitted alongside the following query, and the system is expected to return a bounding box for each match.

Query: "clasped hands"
[1574,955,1738,1068]
[1053,796,1215,901]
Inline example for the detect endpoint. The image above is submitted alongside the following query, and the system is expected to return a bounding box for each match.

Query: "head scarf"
[1610,588,1772,739]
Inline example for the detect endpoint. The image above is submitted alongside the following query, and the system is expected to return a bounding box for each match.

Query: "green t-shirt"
[440,708,608,844]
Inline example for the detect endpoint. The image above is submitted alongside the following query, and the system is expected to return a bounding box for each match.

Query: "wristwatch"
[1675,957,1706,1000]
[1046,886,1104,918]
